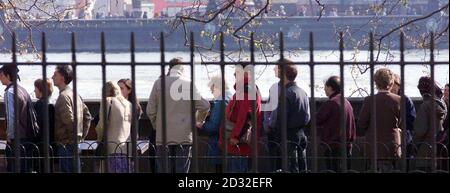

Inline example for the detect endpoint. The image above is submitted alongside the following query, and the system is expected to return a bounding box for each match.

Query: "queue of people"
[0,60,448,173]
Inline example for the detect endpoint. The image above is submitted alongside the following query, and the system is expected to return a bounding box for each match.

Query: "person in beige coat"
[96,81,132,173]
[147,58,210,173]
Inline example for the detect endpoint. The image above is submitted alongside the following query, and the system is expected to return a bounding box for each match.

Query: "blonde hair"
[374,68,394,90]
[105,81,120,97]
[208,75,229,91]
[393,73,400,84]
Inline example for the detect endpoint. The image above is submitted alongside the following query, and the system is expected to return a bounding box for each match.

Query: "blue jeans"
[268,130,307,173]
[108,153,129,173]
[155,145,191,173]
[296,130,308,173]
[268,142,304,173]
[57,144,80,173]
[227,156,249,173]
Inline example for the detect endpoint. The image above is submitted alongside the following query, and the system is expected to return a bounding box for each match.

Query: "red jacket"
[219,77,262,156]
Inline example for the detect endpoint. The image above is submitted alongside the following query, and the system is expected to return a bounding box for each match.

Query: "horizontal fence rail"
[0,31,448,173]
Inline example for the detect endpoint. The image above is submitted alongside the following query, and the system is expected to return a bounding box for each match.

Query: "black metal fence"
[0,31,448,173]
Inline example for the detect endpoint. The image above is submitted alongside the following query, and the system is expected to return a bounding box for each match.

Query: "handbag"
[95,100,113,157]
[239,121,252,144]
[225,97,255,145]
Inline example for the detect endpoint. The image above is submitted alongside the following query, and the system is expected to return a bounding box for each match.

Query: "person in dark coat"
[33,78,56,173]
[441,83,449,171]
[443,84,449,142]
[267,59,310,173]
[358,68,402,172]
[317,76,356,172]
[413,77,447,172]
[1,64,36,173]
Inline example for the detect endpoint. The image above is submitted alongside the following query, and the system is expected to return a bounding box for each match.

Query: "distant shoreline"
[2,16,448,52]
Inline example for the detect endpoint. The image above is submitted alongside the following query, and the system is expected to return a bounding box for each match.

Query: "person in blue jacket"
[390,73,416,171]
[197,75,232,173]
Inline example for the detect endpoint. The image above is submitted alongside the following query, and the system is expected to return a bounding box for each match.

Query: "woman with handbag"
[96,81,133,173]
[218,64,263,173]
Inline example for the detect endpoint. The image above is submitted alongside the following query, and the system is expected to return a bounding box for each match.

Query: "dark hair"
[34,78,53,98]
[55,65,73,85]
[165,58,183,76]
[446,83,449,88]
[325,76,341,93]
[117,79,142,113]
[0,64,20,81]
[277,58,298,81]
[168,58,182,69]
[417,76,443,99]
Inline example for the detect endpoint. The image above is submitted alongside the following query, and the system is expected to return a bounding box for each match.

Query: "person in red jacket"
[219,63,262,173]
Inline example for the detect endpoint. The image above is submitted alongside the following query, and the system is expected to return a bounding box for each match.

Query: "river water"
[0,49,448,102]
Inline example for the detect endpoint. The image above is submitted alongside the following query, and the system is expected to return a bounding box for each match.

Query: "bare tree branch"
[315,0,325,20]
[232,0,269,37]
[379,2,449,41]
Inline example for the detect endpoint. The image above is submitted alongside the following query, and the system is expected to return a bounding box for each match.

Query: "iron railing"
[0,30,448,173]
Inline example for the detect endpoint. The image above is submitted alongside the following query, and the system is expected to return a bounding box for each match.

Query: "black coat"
[33,99,55,144]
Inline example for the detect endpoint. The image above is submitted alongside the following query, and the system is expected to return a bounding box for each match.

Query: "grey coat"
[146,68,210,145]
[413,94,447,170]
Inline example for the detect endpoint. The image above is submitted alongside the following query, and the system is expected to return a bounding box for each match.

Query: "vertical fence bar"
[12,32,20,173]
[100,32,109,172]
[430,32,436,173]
[71,32,80,173]
[220,32,228,173]
[190,32,199,173]
[41,32,50,173]
[160,32,169,173]
[339,32,348,173]
[369,32,377,172]
[309,32,318,173]
[279,32,288,172]
[399,32,407,173]
[250,33,258,173]
[130,32,139,172]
